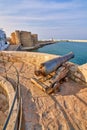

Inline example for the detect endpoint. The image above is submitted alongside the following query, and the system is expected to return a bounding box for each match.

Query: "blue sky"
[0,0,87,39]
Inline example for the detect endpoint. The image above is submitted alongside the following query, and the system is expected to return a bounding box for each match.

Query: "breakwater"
[21,41,57,51]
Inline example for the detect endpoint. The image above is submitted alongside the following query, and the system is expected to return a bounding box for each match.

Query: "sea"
[33,42,87,65]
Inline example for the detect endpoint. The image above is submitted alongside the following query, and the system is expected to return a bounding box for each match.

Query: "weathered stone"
[10,32,16,44]
[69,65,78,72]
[9,30,38,47]
[74,72,82,79]
[78,64,87,83]
[34,124,42,130]
[0,111,6,125]
[0,76,17,130]
[20,31,33,47]
[15,30,21,44]
[31,34,38,45]
[74,78,81,82]
[0,51,87,130]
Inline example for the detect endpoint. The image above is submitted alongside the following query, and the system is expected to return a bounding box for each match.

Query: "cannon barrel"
[35,52,74,76]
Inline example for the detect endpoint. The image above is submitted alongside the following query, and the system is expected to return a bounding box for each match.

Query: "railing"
[0,56,22,130]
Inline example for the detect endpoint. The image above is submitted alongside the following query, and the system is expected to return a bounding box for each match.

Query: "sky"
[0,0,87,40]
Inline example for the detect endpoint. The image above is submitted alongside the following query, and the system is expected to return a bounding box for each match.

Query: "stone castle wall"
[31,34,38,45]
[20,31,33,47]
[10,32,16,44]
[10,30,38,47]
[15,30,21,44]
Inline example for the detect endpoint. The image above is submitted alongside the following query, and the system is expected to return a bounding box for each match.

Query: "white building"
[0,29,9,50]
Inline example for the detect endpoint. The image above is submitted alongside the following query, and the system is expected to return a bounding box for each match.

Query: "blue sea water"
[33,42,87,65]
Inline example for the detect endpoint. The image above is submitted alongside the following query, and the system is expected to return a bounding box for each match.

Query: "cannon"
[31,52,75,94]
[35,52,74,76]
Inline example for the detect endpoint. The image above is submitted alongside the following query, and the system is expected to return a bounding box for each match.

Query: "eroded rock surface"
[0,57,87,130]
[0,93,9,129]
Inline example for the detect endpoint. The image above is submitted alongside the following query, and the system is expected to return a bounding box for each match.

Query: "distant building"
[10,30,38,47]
[20,31,33,47]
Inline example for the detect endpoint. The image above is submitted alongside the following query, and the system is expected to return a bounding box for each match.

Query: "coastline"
[20,41,57,51]
[5,39,87,52]
[57,40,87,43]
[20,39,87,51]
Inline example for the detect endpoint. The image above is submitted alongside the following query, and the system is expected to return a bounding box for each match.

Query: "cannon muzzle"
[35,52,74,76]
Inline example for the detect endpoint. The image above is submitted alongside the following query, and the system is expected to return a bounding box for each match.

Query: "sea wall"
[0,51,87,84]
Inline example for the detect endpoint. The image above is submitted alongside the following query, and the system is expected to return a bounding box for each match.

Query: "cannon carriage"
[31,52,74,94]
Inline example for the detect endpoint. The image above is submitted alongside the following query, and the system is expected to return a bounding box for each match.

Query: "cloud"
[0,0,87,39]
[0,0,83,16]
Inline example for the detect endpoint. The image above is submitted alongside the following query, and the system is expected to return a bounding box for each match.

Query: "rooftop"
[0,51,87,130]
